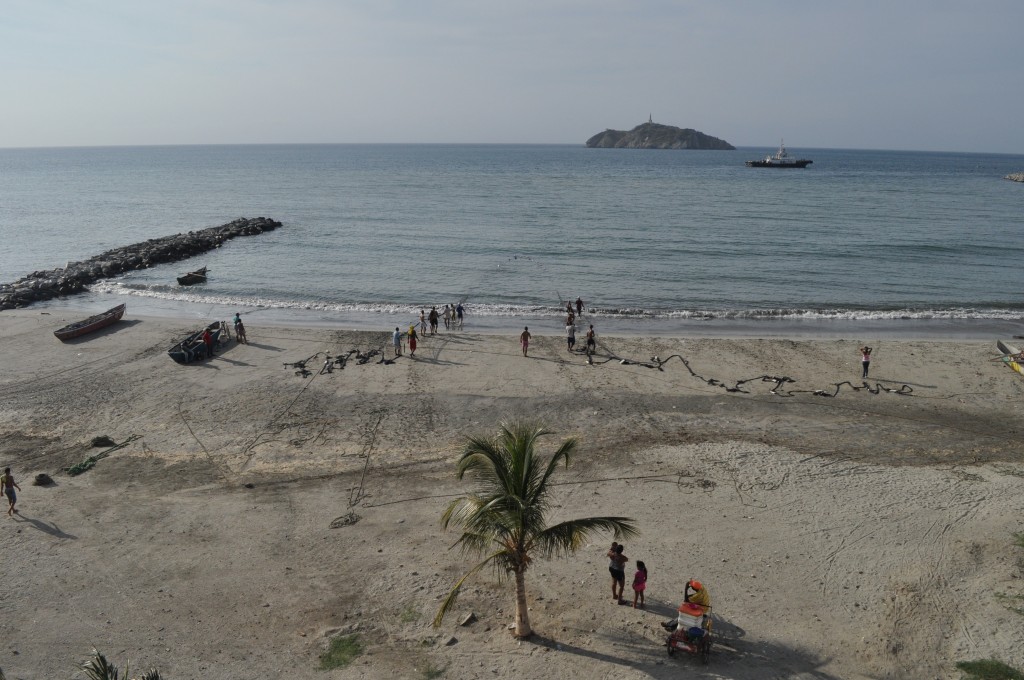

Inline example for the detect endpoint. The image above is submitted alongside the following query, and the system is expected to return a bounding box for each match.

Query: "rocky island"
[586,120,734,150]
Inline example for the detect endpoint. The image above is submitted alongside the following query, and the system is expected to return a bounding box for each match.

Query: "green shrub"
[319,634,362,670]
[956,659,1024,680]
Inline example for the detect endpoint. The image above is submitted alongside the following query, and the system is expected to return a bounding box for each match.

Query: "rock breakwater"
[0,217,282,310]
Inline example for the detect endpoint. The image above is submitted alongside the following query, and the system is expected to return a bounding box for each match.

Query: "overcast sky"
[3,1,1022,153]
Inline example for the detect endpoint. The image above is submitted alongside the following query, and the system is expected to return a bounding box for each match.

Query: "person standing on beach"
[419,310,427,336]
[566,321,576,351]
[233,313,247,344]
[520,326,531,357]
[860,345,873,378]
[392,327,403,357]
[585,324,596,354]
[1,467,21,516]
[442,304,451,330]
[575,297,585,316]
[202,328,215,359]
[631,560,648,608]
[607,542,628,603]
[455,303,465,330]
[408,325,418,356]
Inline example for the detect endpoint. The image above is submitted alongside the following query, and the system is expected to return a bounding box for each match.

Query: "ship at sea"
[745,141,813,168]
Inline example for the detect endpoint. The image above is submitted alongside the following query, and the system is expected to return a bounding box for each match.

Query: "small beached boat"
[177,266,208,286]
[168,323,221,364]
[997,340,1024,377]
[53,303,126,341]
[745,141,813,168]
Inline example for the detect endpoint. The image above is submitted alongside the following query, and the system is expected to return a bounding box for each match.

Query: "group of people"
[393,303,465,357]
[607,541,710,613]
[607,542,648,608]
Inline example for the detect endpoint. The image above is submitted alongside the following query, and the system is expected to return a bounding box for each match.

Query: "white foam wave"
[92,282,1023,321]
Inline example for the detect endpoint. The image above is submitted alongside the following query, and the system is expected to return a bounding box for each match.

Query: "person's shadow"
[12,513,78,539]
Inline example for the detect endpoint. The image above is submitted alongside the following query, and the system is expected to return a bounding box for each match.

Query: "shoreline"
[21,294,1024,341]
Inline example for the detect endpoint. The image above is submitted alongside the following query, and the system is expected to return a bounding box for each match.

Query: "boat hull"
[53,304,126,341]
[177,266,208,286]
[997,340,1023,377]
[168,323,221,364]
[745,160,813,168]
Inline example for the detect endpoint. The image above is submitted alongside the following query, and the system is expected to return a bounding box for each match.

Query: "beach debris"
[65,434,141,476]
[91,435,116,447]
[460,612,478,627]
[329,511,361,528]
[33,473,55,486]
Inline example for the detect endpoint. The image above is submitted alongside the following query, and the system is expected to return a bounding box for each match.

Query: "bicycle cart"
[664,602,712,665]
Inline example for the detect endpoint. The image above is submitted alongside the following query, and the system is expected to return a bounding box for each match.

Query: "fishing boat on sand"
[53,303,126,341]
[177,266,208,286]
[745,141,813,168]
[168,323,221,364]
[997,340,1024,377]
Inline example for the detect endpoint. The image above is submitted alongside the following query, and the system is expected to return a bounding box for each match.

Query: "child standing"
[632,560,648,608]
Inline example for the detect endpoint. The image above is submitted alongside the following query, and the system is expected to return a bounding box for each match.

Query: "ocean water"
[1,144,1022,337]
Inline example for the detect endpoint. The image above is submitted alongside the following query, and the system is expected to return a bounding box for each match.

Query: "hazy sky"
[3,1,1023,152]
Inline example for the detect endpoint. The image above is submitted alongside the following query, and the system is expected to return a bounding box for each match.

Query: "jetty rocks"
[0,217,282,311]
[586,122,735,150]
[1005,172,1024,183]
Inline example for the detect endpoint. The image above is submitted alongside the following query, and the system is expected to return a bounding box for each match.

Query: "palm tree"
[81,649,162,680]
[433,421,639,638]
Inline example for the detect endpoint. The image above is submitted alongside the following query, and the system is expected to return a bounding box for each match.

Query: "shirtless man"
[520,326,532,357]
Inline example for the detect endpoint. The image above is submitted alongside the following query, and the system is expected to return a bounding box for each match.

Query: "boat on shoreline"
[53,303,126,341]
[177,266,208,286]
[168,322,221,364]
[997,340,1023,377]
[746,141,812,168]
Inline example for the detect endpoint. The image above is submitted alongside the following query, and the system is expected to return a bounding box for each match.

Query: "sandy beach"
[2,307,1023,679]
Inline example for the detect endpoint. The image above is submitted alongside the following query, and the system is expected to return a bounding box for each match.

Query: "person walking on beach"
[632,560,648,608]
[520,326,532,357]
[566,321,576,351]
[442,304,451,330]
[455,303,465,330]
[575,297,585,316]
[607,542,628,603]
[860,345,873,379]
[408,325,418,356]
[233,313,247,344]
[419,309,428,336]
[428,306,439,335]
[392,327,403,357]
[1,467,21,516]
[585,324,597,355]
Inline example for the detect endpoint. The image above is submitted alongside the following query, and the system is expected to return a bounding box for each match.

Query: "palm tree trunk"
[513,568,532,638]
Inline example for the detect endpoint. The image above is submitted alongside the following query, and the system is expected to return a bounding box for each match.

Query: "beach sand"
[2,308,1023,679]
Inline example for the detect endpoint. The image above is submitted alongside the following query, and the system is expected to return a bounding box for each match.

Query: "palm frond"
[432,551,503,627]
[534,516,641,559]
[83,649,120,680]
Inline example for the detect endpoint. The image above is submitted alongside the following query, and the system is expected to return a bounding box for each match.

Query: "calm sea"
[1,144,1022,337]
